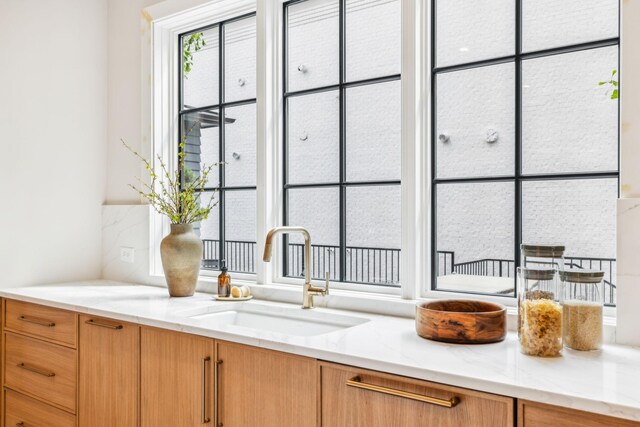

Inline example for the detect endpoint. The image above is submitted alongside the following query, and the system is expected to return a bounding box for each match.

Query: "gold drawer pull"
[16,422,28,427]
[17,362,56,378]
[85,319,123,330]
[18,315,55,327]
[346,376,460,408]
[201,357,211,424]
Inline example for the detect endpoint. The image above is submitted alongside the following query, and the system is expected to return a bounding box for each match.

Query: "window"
[282,0,402,287]
[179,14,257,274]
[431,0,620,306]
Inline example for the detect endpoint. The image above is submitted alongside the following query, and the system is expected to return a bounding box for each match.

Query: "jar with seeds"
[560,270,604,351]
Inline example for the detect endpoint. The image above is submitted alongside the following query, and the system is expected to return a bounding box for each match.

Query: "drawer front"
[5,300,77,347]
[4,332,77,412]
[518,400,640,427]
[321,362,513,427]
[5,389,76,427]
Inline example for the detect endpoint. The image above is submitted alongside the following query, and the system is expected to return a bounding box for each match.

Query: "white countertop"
[1,281,639,422]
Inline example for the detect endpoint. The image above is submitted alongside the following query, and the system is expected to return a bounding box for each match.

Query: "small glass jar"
[518,267,563,357]
[560,270,605,351]
[520,244,565,276]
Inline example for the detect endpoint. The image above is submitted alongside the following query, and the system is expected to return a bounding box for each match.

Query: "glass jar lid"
[522,268,556,281]
[559,270,604,283]
[521,244,565,258]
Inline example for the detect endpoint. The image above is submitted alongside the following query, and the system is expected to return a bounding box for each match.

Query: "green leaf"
[612,81,618,87]
[598,82,606,86]
[611,89,618,100]
[612,69,617,76]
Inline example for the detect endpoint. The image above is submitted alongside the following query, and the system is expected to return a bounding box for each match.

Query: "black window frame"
[282,0,402,287]
[178,12,257,274]
[430,0,621,302]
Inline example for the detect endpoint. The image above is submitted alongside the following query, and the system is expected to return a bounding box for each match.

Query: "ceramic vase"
[160,224,203,297]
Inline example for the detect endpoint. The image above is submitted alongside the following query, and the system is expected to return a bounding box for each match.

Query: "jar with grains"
[560,270,605,351]
[518,267,562,357]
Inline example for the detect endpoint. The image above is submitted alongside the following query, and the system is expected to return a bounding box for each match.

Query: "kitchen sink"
[175,300,370,337]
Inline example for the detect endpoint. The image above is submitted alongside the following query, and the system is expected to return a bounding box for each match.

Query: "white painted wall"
[0,0,108,287]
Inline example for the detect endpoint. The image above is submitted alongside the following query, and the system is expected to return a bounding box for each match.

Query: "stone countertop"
[1,280,639,421]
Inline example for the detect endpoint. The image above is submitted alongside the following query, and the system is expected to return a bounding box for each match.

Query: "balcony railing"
[436,251,617,306]
[200,240,615,305]
[287,243,401,286]
[202,239,400,286]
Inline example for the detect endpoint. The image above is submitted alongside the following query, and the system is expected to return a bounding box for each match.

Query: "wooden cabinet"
[79,315,139,427]
[4,389,75,427]
[4,331,77,413]
[518,400,640,427]
[140,327,214,427]
[320,362,513,427]
[216,341,319,427]
[4,300,77,348]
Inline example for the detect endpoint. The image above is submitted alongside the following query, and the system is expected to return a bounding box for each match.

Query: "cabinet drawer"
[518,400,640,427]
[4,300,77,347]
[4,332,77,412]
[321,362,513,427]
[5,389,76,427]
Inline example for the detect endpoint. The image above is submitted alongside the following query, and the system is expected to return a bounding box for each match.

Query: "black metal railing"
[436,251,617,306]
[202,240,400,286]
[287,243,401,287]
[202,240,256,273]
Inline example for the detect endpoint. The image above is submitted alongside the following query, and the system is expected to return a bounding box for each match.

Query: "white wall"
[106,0,158,204]
[0,0,108,287]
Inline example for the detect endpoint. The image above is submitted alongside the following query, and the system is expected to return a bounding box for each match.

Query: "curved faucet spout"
[262,226,328,309]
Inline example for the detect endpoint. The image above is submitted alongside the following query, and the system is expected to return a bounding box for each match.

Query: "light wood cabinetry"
[4,300,77,348]
[79,315,139,427]
[216,341,319,427]
[4,332,77,413]
[518,400,640,427]
[320,362,513,427]
[4,389,75,427]
[140,327,214,427]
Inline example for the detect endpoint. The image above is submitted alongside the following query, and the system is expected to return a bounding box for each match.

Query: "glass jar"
[518,267,563,357]
[560,270,605,351]
[520,244,565,276]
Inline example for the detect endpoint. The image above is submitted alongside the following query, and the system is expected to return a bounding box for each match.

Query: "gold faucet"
[263,226,329,309]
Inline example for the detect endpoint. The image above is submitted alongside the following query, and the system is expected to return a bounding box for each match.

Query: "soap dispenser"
[218,261,230,297]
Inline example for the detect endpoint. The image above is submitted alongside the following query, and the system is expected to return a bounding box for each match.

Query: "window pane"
[287,0,339,92]
[436,63,515,179]
[522,47,618,175]
[286,187,340,280]
[197,192,221,270]
[345,0,400,82]
[346,80,400,182]
[224,17,256,103]
[225,190,256,273]
[287,90,340,184]
[224,103,256,187]
[522,0,618,53]
[436,0,514,68]
[182,27,219,109]
[181,109,220,188]
[346,185,401,286]
[522,178,617,305]
[436,181,515,295]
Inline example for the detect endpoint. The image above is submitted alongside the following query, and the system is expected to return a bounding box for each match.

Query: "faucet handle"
[324,272,330,295]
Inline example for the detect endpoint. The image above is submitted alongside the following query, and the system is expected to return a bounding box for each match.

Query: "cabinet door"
[216,341,319,427]
[79,315,139,427]
[518,400,640,427]
[141,327,214,427]
[321,362,513,427]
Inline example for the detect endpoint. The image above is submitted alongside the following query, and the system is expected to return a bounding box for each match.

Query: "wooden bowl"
[416,300,506,344]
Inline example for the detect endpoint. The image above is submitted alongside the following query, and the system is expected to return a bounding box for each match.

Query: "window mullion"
[338,0,347,283]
